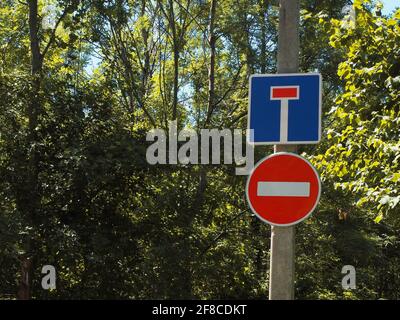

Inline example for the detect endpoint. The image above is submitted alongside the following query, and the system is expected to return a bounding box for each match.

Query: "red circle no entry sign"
[246,152,321,226]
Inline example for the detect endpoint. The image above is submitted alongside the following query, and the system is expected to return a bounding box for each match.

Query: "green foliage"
[1,0,400,301]
[312,3,400,224]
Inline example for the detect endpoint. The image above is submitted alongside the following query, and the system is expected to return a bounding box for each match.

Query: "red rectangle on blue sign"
[271,86,299,99]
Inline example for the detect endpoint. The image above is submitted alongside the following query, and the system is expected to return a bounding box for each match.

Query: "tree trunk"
[169,0,179,120]
[17,257,33,300]
[29,0,43,76]
[206,0,217,125]
[259,0,269,73]
[17,0,43,300]
[141,0,150,99]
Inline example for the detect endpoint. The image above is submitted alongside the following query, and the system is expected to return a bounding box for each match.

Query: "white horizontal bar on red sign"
[257,181,310,197]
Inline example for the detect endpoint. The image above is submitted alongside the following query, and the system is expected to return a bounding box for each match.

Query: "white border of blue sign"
[247,73,322,145]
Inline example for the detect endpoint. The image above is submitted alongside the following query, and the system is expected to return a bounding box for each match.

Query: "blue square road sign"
[248,73,322,145]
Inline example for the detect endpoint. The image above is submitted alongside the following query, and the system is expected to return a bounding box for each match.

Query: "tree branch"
[41,5,73,59]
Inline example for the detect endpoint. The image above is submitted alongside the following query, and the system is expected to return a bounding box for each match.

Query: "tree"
[1,0,400,301]
[312,1,400,225]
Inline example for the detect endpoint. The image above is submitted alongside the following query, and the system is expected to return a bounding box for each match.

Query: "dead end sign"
[246,153,321,226]
[248,73,322,145]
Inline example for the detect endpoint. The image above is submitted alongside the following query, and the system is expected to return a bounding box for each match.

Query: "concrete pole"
[269,0,300,300]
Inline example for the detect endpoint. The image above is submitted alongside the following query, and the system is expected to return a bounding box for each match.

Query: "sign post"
[246,0,322,300]
[270,0,300,301]
[248,71,322,300]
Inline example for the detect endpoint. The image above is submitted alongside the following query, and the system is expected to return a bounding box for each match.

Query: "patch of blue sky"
[379,0,399,15]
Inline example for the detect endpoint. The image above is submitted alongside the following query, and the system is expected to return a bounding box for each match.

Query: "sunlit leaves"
[312,4,400,222]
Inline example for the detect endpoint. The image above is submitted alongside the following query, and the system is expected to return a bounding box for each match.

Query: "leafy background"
[0,0,399,299]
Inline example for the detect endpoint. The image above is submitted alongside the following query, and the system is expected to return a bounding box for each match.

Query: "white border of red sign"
[245,152,322,227]
[247,73,322,145]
